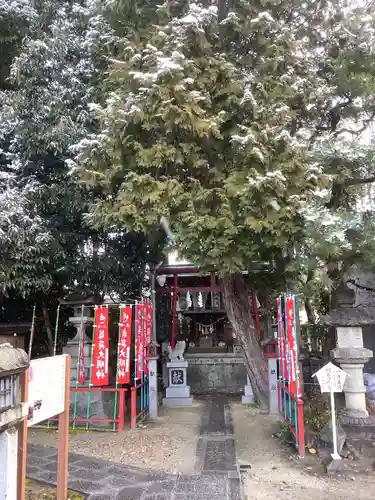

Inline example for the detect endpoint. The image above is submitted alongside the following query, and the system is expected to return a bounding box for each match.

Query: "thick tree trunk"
[42,302,54,356]
[222,273,269,409]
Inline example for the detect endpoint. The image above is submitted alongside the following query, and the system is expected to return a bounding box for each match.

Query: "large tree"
[75,0,375,406]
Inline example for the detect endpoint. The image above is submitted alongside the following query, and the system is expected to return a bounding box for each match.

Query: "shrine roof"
[322,306,375,326]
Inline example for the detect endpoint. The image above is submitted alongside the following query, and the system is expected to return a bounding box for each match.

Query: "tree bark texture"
[222,273,269,409]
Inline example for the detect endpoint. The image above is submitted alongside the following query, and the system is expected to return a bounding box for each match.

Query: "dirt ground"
[28,401,203,474]
[26,480,83,500]
[232,403,375,500]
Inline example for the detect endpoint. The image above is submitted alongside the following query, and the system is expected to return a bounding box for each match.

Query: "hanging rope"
[196,316,226,335]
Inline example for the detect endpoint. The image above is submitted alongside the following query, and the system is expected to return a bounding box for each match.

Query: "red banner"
[135,304,143,380]
[143,301,152,375]
[78,324,86,384]
[285,296,297,395]
[117,305,132,384]
[92,306,109,386]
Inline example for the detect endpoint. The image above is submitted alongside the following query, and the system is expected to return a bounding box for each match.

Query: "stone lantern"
[60,290,99,386]
[324,306,375,425]
[60,290,114,427]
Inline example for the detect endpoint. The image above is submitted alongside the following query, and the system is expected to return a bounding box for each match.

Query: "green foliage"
[304,389,331,432]
[76,2,335,279]
[0,0,161,302]
[74,1,375,302]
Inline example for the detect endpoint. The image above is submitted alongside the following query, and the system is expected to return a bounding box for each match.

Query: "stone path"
[27,396,242,499]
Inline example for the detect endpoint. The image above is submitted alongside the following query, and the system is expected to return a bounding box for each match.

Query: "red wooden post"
[170,273,178,348]
[17,368,29,500]
[297,399,305,458]
[57,355,70,500]
[118,389,125,432]
[130,387,137,429]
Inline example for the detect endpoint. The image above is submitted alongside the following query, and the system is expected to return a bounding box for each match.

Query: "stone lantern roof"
[59,289,101,306]
[0,342,29,376]
[322,306,375,327]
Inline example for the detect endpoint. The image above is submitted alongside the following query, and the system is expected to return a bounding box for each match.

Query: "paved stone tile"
[228,478,242,500]
[27,396,242,500]
[87,495,113,500]
[115,486,145,499]
[141,480,176,495]
[143,495,171,500]
[174,495,226,500]
[67,478,108,495]
[28,444,57,459]
[175,475,228,496]
[203,439,237,472]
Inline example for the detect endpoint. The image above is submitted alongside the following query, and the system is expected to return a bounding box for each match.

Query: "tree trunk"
[222,273,269,409]
[42,302,54,356]
[304,298,316,324]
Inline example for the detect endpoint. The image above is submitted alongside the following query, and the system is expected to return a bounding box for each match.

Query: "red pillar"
[297,399,305,458]
[118,389,125,432]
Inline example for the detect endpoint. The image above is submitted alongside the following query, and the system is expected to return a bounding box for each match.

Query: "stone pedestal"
[163,360,193,407]
[268,358,278,414]
[242,375,254,404]
[148,342,159,419]
[331,326,373,420]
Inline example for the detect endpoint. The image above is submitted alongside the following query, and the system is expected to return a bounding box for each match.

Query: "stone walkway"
[27,396,242,499]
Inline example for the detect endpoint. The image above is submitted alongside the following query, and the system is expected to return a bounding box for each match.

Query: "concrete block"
[166,386,191,398]
[162,397,193,407]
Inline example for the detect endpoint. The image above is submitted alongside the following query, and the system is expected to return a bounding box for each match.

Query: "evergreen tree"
[75,1,375,406]
[0,0,161,353]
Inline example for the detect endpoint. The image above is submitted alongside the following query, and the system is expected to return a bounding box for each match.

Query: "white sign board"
[313,362,347,393]
[313,362,348,460]
[27,355,67,427]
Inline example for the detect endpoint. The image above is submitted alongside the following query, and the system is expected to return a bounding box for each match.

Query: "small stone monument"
[242,375,254,404]
[162,341,193,407]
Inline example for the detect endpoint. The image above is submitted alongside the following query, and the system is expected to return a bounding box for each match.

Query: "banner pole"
[86,305,96,431]
[113,306,122,431]
[57,355,70,500]
[53,304,61,356]
[28,304,36,359]
[72,305,84,430]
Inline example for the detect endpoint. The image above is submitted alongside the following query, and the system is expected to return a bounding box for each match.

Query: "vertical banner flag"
[78,324,86,384]
[143,301,152,375]
[118,305,132,384]
[92,306,109,386]
[135,304,143,380]
[276,298,286,381]
[285,296,296,395]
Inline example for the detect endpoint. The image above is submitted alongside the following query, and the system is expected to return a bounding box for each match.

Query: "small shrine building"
[155,254,277,398]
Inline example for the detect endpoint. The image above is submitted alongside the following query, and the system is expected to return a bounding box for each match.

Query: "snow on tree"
[0,0,159,308]
[73,0,375,407]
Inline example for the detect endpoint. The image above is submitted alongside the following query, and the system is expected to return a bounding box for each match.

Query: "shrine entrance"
[155,265,272,397]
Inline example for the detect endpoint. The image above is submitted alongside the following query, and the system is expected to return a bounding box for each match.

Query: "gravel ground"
[26,480,83,500]
[28,401,203,474]
[232,403,375,500]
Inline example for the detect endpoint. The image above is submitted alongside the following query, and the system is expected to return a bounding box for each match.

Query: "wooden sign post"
[17,354,71,500]
[313,362,347,461]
